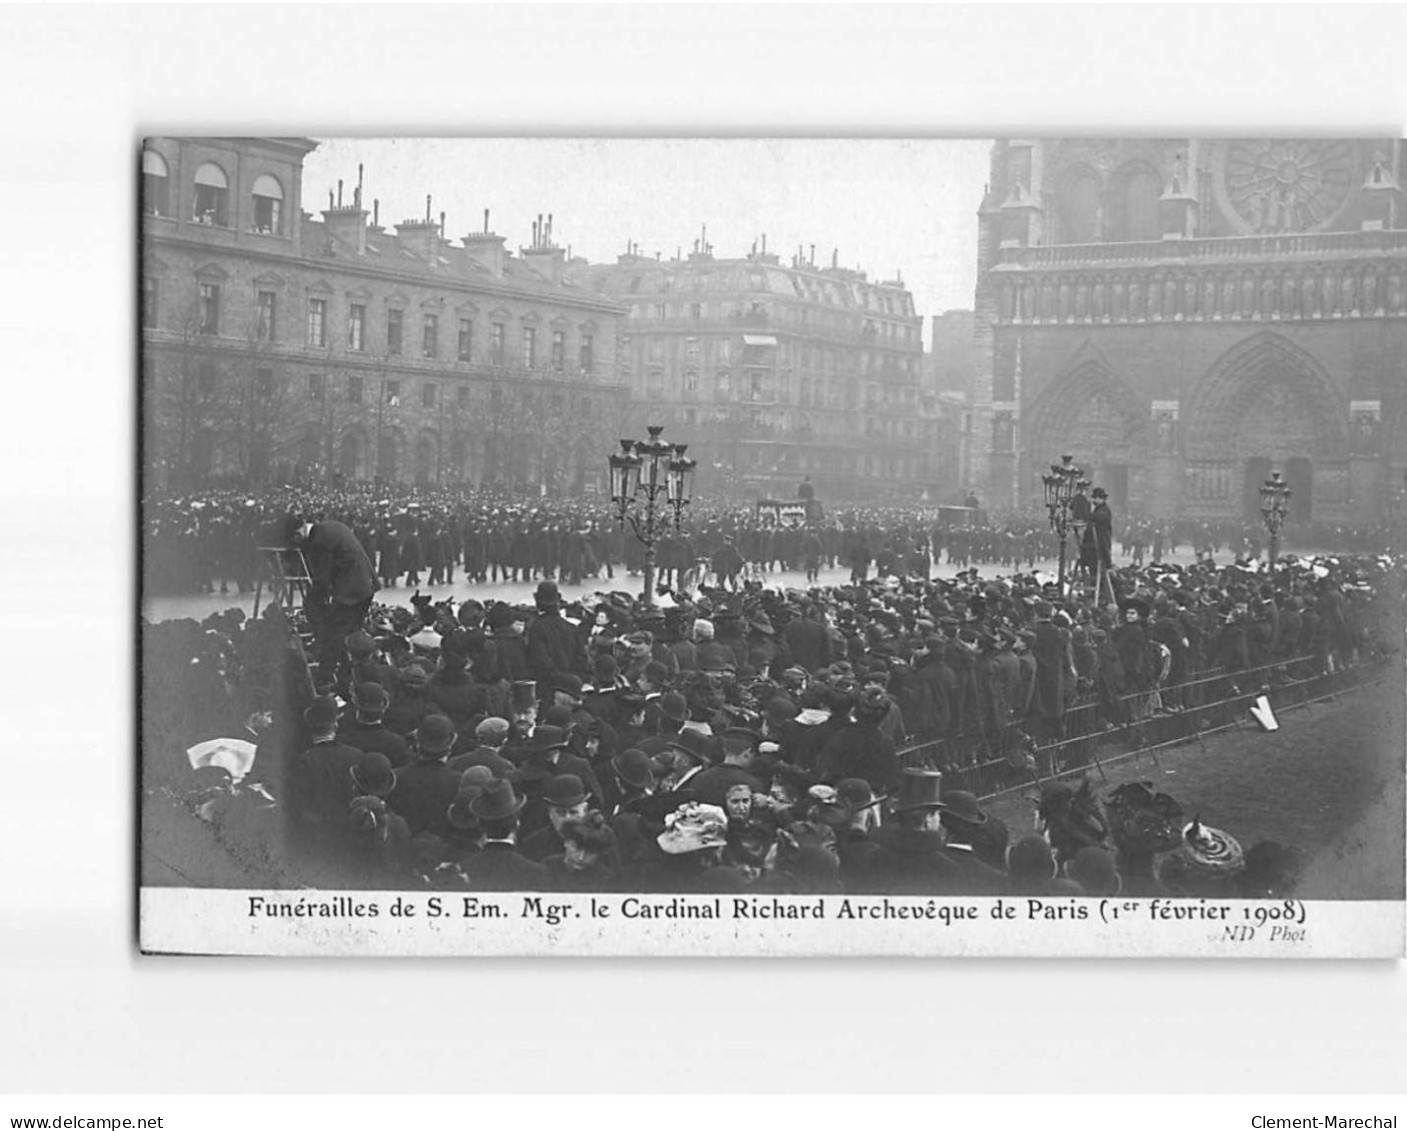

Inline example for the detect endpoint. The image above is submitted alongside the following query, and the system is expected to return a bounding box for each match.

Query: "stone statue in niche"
[1128,277,1143,319]
[1111,278,1126,320]
[1351,411,1379,455]
[1241,275,1256,317]
[1261,274,1277,318]
[1204,275,1219,319]
[1302,273,1319,317]
[1024,282,1037,322]
[1183,275,1198,319]
[1281,275,1298,318]
[1058,279,1071,320]
[1092,279,1106,320]
[1324,272,1340,316]
[1387,272,1403,313]
[1224,275,1239,317]
[1074,281,1088,320]
[1147,277,1162,319]
[1341,272,1357,315]
[1153,411,1177,454]
[1040,280,1055,320]
[1164,275,1179,318]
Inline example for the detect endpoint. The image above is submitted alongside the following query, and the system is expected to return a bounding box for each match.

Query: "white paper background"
[1,2,1405,1095]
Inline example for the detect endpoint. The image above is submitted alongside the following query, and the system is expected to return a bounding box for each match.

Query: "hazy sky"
[303,138,992,344]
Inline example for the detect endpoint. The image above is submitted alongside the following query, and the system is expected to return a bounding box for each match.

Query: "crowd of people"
[142,496,1400,899]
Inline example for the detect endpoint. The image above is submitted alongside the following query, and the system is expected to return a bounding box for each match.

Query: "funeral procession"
[141,136,1407,907]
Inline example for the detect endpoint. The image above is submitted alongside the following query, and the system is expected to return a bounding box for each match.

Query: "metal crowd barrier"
[896,651,1392,802]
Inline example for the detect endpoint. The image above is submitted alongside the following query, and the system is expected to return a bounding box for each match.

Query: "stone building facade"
[141,137,628,494]
[973,138,1407,524]
[568,239,934,504]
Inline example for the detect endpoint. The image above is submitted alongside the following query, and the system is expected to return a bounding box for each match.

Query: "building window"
[685,337,699,359]
[522,326,537,369]
[458,318,473,361]
[307,298,327,346]
[422,313,438,359]
[387,309,403,355]
[348,375,364,404]
[256,368,273,398]
[580,333,594,374]
[198,282,220,335]
[192,163,229,226]
[655,303,666,320]
[691,303,702,322]
[551,330,565,372]
[386,379,401,407]
[423,383,437,408]
[142,150,169,217]
[256,290,276,341]
[491,322,505,366]
[716,370,731,399]
[457,385,470,408]
[348,304,365,351]
[251,174,283,235]
[198,361,217,394]
[309,373,325,401]
[142,276,159,329]
[684,369,699,392]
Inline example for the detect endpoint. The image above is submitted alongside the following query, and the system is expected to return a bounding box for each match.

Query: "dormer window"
[251,174,283,235]
[192,163,229,226]
[142,150,170,217]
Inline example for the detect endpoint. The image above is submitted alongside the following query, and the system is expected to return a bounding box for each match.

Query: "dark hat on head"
[468,778,526,822]
[530,724,570,752]
[303,694,340,732]
[938,789,988,827]
[1008,835,1058,882]
[553,672,585,698]
[658,691,689,724]
[486,603,516,631]
[353,682,389,713]
[544,773,589,808]
[346,630,378,659]
[837,778,885,812]
[542,704,575,730]
[475,716,511,742]
[612,747,656,791]
[350,751,396,797]
[666,729,716,766]
[1091,487,1108,498]
[893,768,945,813]
[398,662,430,689]
[510,680,538,710]
[457,765,496,795]
[1066,846,1121,895]
[535,580,561,608]
[416,714,456,756]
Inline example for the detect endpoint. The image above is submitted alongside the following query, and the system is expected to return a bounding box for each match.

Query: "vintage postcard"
[139,136,1406,956]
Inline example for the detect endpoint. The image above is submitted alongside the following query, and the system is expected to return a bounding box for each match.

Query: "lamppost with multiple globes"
[1259,469,1292,565]
[1041,453,1089,594]
[608,425,696,606]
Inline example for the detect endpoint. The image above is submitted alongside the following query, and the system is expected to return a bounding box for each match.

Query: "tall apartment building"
[141,137,628,494]
[568,237,934,504]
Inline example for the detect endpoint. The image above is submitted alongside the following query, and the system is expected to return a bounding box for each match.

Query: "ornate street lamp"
[1041,453,1088,594]
[1259,469,1292,565]
[609,424,696,605]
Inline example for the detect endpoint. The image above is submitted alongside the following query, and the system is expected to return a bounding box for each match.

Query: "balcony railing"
[997,226,1407,270]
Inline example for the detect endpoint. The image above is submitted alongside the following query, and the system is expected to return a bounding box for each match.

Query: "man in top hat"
[834,777,887,889]
[688,727,765,809]
[512,724,604,837]
[870,769,965,895]
[1085,486,1114,577]
[937,790,1008,884]
[385,713,462,840]
[287,513,379,673]
[465,779,548,891]
[337,682,412,769]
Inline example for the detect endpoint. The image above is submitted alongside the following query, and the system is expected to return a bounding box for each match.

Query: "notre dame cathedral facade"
[972,139,1407,526]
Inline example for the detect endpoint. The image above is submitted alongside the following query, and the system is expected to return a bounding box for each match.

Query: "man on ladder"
[279,512,380,681]
[1085,486,1117,608]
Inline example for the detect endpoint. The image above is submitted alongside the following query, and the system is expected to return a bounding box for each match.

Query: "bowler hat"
[415,714,456,756]
[544,773,589,808]
[553,673,585,698]
[535,580,561,608]
[303,695,341,732]
[893,768,945,812]
[530,725,570,753]
[666,729,716,766]
[836,778,885,812]
[658,691,689,724]
[353,682,389,713]
[612,747,656,791]
[468,778,526,821]
[350,751,396,797]
[346,630,378,659]
[457,765,496,794]
[1091,487,1108,498]
[938,789,988,826]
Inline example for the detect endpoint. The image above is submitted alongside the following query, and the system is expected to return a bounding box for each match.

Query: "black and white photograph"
[135,133,1405,957]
